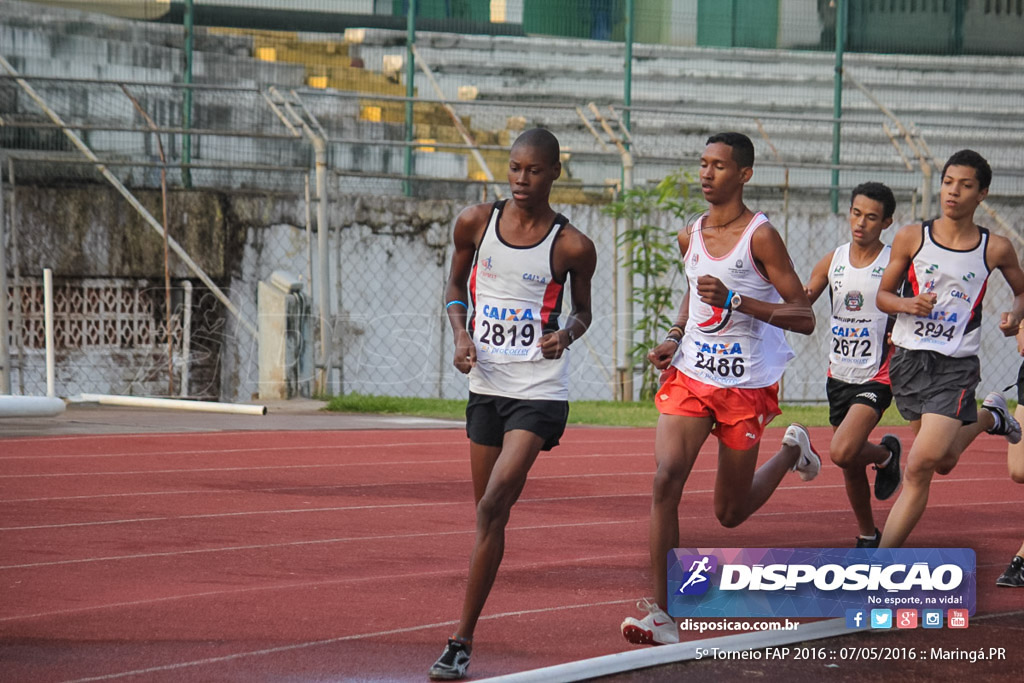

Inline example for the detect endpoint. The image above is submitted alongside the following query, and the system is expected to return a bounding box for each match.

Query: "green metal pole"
[623,0,633,139]
[181,0,194,189]
[830,0,846,213]
[617,0,636,402]
[953,0,965,54]
[404,0,416,197]
[731,0,737,47]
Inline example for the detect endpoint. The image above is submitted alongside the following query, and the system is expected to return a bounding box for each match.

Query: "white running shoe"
[982,392,1022,445]
[621,598,679,646]
[784,423,821,482]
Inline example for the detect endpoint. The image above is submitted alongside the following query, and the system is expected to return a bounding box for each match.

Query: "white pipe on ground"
[476,617,856,683]
[0,395,65,418]
[72,393,267,416]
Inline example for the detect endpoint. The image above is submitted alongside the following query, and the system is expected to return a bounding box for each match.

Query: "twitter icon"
[871,609,892,629]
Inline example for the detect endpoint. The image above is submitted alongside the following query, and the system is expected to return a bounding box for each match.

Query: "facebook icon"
[846,609,866,629]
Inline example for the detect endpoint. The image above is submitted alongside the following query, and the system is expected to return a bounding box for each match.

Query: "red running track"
[1,425,1022,681]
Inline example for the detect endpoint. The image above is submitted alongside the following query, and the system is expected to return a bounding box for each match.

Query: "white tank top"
[673,212,795,388]
[890,221,990,358]
[468,200,570,400]
[827,243,892,384]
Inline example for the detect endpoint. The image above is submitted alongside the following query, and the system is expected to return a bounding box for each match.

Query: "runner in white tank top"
[674,211,794,388]
[890,220,990,358]
[468,200,569,400]
[622,133,819,648]
[827,242,892,384]
[875,150,1024,550]
[437,129,597,679]
[804,182,902,549]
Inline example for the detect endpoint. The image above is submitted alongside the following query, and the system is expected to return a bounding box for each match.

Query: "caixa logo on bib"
[667,548,975,619]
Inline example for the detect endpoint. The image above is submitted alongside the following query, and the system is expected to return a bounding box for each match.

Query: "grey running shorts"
[889,347,980,424]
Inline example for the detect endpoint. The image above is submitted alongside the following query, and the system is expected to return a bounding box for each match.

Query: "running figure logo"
[676,554,718,595]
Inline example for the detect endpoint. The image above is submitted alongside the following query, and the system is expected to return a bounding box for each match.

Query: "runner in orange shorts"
[621,133,820,647]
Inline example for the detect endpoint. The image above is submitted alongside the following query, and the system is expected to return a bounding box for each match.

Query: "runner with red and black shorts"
[804,182,903,548]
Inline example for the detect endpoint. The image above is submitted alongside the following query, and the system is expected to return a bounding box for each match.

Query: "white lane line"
[0,463,1006,504]
[60,598,639,682]
[0,450,1006,482]
[0,519,637,570]
[0,485,737,531]
[0,551,644,623]
[0,437,652,461]
[2,499,1017,571]
[0,451,654,479]
[0,466,664,504]
[0,475,1010,530]
[0,484,895,531]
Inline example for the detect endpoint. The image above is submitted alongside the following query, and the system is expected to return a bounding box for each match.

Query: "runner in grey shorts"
[889,348,980,423]
[875,149,1024,549]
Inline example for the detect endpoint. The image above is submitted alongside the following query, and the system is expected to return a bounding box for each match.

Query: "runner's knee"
[714,501,745,528]
[475,483,520,528]
[651,464,686,505]
[903,459,937,486]
[829,440,859,468]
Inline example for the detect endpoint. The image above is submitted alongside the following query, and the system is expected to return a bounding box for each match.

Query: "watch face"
[730,293,741,309]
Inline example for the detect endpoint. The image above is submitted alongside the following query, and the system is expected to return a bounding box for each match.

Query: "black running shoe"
[995,556,1024,588]
[874,434,902,501]
[856,528,881,548]
[429,638,472,680]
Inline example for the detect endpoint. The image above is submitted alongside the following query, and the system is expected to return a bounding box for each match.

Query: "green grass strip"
[324,393,925,428]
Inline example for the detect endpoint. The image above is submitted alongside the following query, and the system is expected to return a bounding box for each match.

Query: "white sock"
[877,452,892,469]
[984,406,1003,432]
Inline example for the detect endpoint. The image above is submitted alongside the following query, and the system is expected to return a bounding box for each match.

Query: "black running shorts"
[826,377,893,427]
[1016,360,1024,405]
[889,347,980,424]
[465,392,569,451]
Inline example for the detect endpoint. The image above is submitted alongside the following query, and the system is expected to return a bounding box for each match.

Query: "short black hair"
[850,181,896,220]
[511,128,560,166]
[942,149,992,190]
[706,132,755,169]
